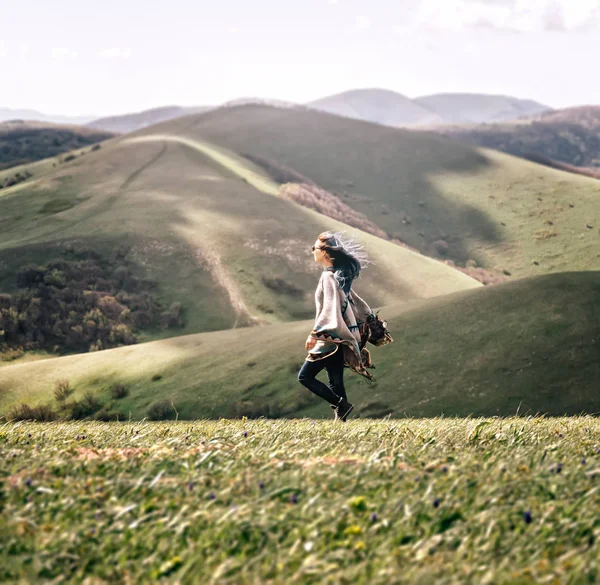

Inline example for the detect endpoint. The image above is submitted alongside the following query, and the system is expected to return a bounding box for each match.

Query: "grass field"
[1,271,598,419]
[1,418,599,584]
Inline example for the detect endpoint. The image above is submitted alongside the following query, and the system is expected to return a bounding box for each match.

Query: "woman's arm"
[349,288,375,322]
[307,272,344,345]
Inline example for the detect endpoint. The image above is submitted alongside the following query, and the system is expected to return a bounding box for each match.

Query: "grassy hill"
[415,93,550,124]
[148,105,599,278]
[0,118,477,358]
[425,105,600,173]
[1,271,598,419]
[308,89,443,126]
[0,121,113,171]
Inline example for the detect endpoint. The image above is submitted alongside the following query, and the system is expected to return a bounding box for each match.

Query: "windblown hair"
[317,231,373,294]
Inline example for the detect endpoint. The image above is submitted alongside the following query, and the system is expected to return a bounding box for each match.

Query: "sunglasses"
[312,245,325,251]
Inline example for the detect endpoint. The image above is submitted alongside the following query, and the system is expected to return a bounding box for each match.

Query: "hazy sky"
[1,0,599,116]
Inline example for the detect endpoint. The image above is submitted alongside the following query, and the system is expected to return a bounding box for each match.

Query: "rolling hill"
[1,271,598,419]
[0,120,113,171]
[145,104,599,279]
[0,110,479,359]
[424,106,600,173]
[415,93,550,124]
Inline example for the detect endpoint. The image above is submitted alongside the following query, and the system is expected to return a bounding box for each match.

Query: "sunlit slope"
[149,105,599,278]
[0,130,477,339]
[1,272,597,418]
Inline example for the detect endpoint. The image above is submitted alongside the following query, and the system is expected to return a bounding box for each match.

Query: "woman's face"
[312,239,331,265]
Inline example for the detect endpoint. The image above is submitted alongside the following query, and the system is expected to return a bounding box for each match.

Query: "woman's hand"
[305,336,317,351]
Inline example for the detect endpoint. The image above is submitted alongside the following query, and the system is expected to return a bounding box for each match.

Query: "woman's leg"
[325,349,347,401]
[298,353,342,405]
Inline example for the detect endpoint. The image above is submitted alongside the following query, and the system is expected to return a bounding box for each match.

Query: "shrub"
[160,302,185,329]
[8,403,57,421]
[91,144,101,152]
[69,392,102,419]
[94,407,124,421]
[433,240,449,256]
[54,379,73,402]
[151,374,163,382]
[279,183,387,239]
[0,249,185,356]
[0,346,24,362]
[147,399,176,420]
[262,277,304,298]
[109,383,128,399]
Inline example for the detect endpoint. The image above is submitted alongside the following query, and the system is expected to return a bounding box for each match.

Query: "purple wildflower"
[243,431,248,437]
[581,458,587,466]
[259,481,265,490]
[25,478,32,487]
[523,510,532,524]
[433,498,440,508]
[371,512,378,523]
[208,492,216,500]
[187,482,195,491]
[290,493,298,504]
[442,466,448,473]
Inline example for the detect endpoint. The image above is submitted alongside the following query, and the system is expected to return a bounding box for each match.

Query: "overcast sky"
[1,0,599,116]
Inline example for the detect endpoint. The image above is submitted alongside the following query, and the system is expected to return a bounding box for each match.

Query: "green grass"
[1,272,598,419]
[155,104,599,277]
[1,418,599,584]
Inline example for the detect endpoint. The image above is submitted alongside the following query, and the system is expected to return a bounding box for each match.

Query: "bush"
[8,403,57,421]
[433,240,449,256]
[94,407,124,421]
[0,249,186,356]
[109,383,128,399]
[54,379,73,402]
[261,277,304,298]
[0,346,24,362]
[69,392,102,419]
[151,374,162,382]
[160,302,185,329]
[147,399,176,421]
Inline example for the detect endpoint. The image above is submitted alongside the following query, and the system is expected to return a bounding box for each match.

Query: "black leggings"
[298,348,347,405]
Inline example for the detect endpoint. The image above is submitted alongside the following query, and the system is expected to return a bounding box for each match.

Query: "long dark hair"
[317,231,371,295]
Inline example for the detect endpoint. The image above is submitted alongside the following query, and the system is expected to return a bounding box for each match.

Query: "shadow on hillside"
[178,105,506,266]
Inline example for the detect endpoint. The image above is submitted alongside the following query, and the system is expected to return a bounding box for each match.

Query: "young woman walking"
[298,231,378,422]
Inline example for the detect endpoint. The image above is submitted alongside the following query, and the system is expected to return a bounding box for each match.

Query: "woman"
[298,231,377,422]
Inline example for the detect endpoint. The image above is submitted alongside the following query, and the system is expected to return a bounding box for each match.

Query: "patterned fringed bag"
[366,311,394,347]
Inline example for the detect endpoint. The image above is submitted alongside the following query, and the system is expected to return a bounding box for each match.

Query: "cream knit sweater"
[306,268,375,380]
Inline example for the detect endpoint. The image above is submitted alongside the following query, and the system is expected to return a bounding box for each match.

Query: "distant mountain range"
[87,105,213,134]
[2,89,554,133]
[0,107,95,126]
[308,89,550,127]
